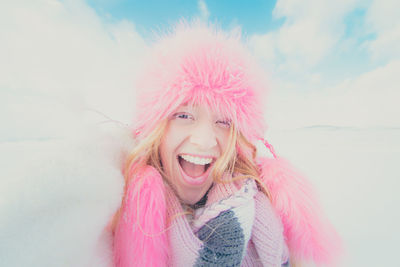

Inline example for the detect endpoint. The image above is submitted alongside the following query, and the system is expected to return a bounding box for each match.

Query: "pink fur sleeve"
[258,157,342,266]
[113,166,168,267]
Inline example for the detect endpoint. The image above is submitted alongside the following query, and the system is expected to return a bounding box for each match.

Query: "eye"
[173,112,194,120]
[216,119,231,128]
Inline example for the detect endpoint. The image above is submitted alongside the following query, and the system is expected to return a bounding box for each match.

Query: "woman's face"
[159,104,231,205]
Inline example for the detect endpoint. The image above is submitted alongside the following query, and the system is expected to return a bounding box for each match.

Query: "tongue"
[180,159,205,178]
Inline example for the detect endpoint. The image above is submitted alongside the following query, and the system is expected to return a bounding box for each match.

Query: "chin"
[178,188,209,205]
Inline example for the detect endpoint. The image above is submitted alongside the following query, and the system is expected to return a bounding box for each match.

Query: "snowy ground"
[1,122,398,266]
[269,127,400,266]
[0,123,129,267]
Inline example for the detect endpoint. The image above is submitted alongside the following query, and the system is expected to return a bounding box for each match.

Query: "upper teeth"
[180,154,213,165]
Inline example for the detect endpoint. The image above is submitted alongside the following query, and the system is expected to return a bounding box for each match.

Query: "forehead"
[175,103,224,118]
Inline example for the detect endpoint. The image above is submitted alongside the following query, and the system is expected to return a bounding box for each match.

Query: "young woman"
[112,23,341,267]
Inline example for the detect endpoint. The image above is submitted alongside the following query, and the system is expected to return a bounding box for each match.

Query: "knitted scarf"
[166,177,290,266]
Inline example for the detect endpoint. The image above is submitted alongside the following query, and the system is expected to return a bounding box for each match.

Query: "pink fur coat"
[113,157,342,266]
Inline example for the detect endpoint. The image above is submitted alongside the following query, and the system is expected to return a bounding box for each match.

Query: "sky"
[86,0,394,86]
[84,0,400,130]
[86,0,282,36]
[1,0,399,143]
[1,1,400,266]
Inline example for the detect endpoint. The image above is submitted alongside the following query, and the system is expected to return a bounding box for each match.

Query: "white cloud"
[266,60,400,129]
[0,0,147,141]
[365,0,400,31]
[248,0,400,129]
[250,0,359,72]
[364,0,400,61]
[198,0,210,21]
[253,0,400,68]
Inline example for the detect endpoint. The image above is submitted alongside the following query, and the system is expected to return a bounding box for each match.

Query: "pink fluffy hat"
[129,22,342,265]
[133,22,266,143]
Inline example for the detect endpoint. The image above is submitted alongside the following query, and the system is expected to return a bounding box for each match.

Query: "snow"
[0,124,132,266]
[1,124,399,266]
[268,127,400,266]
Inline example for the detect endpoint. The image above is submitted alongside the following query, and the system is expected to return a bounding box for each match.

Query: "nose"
[189,119,218,150]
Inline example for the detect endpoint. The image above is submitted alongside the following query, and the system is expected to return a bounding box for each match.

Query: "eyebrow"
[176,104,195,112]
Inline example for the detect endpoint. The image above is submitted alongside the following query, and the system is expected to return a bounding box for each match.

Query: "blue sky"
[86,0,282,37]
[84,0,383,87]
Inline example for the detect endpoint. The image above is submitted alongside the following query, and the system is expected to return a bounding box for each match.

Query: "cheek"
[159,138,173,171]
[217,130,231,152]
[159,126,183,173]
[161,123,188,153]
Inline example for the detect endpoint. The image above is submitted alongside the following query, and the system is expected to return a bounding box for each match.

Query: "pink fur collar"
[258,156,342,265]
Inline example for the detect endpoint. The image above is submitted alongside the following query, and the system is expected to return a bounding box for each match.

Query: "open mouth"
[177,154,214,185]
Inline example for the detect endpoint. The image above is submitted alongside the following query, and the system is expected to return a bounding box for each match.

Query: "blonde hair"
[110,119,270,231]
